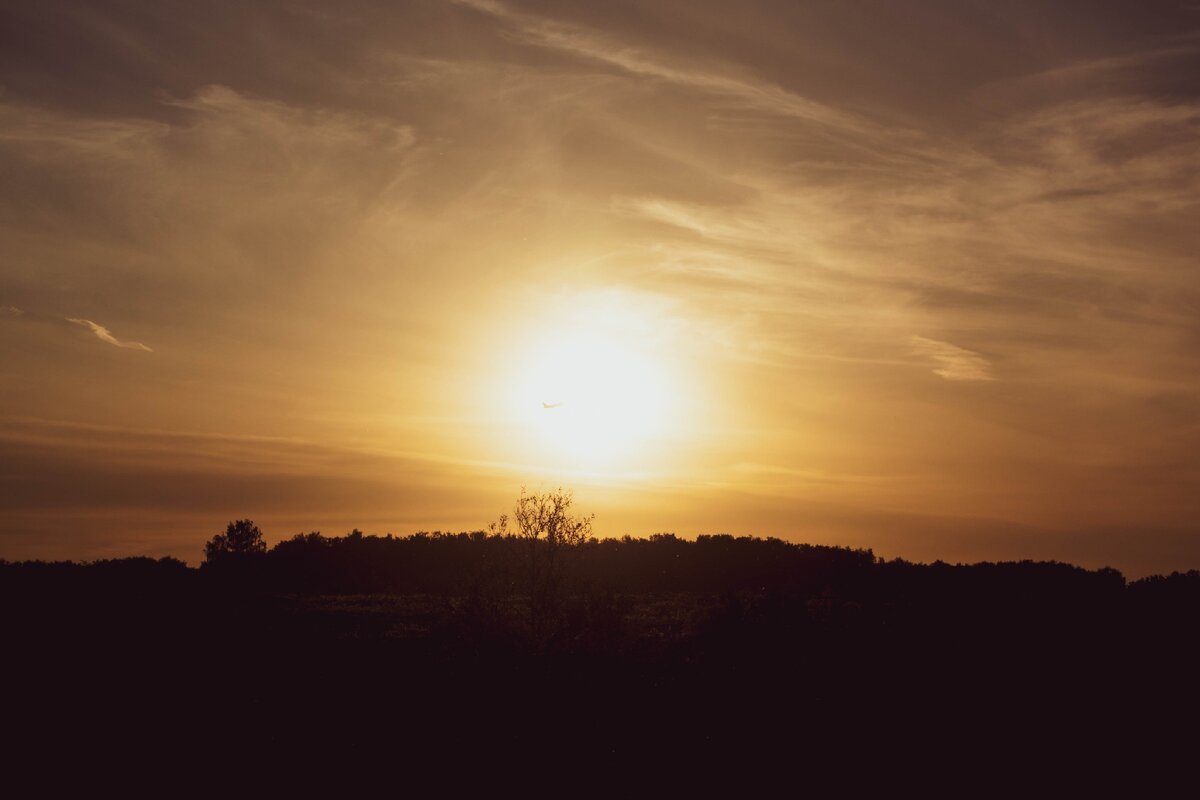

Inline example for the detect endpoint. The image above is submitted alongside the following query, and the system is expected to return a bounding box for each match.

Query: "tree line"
[4,516,1197,614]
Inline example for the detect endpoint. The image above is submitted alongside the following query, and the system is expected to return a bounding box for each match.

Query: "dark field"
[4,532,1199,774]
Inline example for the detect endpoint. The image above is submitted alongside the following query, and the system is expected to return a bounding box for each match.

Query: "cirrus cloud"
[66,318,153,352]
[910,336,994,382]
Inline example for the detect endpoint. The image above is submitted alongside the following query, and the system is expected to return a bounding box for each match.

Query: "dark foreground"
[3,534,1199,778]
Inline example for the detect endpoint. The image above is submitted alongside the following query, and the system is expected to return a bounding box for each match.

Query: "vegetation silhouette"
[488,486,593,641]
[3,501,1199,767]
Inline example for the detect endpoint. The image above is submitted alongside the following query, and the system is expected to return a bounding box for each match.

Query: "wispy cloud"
[452,0,868,134]
[1,0,1197,571]
[66,318,153,352]
[910,336,994,381]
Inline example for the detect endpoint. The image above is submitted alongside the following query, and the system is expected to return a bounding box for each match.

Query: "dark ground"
[3,536,1199,781]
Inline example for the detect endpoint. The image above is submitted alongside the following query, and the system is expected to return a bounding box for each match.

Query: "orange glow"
[1,1,1197,576]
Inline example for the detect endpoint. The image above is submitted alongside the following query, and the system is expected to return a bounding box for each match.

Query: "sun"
[500,311,683,470]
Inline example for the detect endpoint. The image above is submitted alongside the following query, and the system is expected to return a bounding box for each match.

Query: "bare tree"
[490,487,593,637]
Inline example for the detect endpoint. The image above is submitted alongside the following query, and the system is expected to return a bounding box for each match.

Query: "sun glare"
[500,301,684,470]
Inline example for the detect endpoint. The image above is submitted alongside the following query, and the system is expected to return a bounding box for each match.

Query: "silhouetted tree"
[205,519,266,564]
[491,487,593,637]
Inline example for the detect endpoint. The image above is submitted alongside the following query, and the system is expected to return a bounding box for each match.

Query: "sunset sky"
[2,0,1198,575]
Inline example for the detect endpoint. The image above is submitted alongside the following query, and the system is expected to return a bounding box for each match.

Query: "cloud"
[453,0,868,134]
[0,415,516,562]
[1,0,1198,572]
[1,305,22,315]
[910,336,994,381]
[66,318,153,352]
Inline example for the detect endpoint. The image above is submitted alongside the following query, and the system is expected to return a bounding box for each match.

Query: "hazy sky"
[2,0,1198,574]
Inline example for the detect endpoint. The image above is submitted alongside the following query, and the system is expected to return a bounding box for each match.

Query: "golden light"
[495,291,689,472]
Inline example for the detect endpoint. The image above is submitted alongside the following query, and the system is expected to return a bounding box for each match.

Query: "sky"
[1,0,1198,575]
